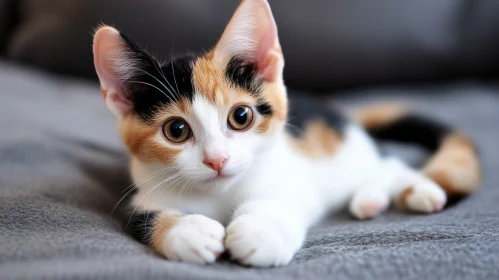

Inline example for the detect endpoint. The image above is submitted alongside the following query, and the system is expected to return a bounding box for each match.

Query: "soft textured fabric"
[0,61,498,279]
[6,1,499,90]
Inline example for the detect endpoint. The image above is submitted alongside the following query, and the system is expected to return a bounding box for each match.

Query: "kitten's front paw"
[225,215,297,267]
[161,215,225,264]
[400,180,447,213]
[349,189,390,220]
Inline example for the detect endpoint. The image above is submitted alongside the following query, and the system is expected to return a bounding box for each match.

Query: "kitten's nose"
[203,156,227,173]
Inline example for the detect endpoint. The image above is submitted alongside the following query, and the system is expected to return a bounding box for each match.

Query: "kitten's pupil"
[169,120,185,139]
[234,107,248,125]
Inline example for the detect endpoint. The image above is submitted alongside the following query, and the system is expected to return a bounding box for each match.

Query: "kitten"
[93,0,481,267]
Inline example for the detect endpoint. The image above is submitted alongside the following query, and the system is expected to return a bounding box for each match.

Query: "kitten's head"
[93,0,286,192]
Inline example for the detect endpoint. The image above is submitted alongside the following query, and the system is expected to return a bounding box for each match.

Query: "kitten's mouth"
[204,173,232,183]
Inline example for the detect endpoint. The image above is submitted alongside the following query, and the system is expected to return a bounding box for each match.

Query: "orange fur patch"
[175,97,192,114]
[289,119,342,158]
[119,115,181,164]
[192,52,230,105]
[397,187,414,209]
[353,104,408,130]
[254,83,287,134]
[423,134,481,196]
[256,117,272,133]
[150,212,183,253]
[192,51,287,135]
[263,82,287,122]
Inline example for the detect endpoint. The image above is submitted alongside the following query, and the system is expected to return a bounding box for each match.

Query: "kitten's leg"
[349,157,447,219]
[385,158,447,213]
[349,188,390,219]
[349,167,392,220]
[129,210,225,264]
[224,200,308,267]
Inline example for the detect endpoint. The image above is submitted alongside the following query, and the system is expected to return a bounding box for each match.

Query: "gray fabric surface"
[1,61,498,279]
[6,1,499,90]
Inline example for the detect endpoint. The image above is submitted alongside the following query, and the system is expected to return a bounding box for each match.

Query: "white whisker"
[128,67,177,100]
[121,166,178,193]
[127,80,175,104]
[109,168,178,216]
[126,170,187,228]
[171,59,181,99]
[152,60,180,101]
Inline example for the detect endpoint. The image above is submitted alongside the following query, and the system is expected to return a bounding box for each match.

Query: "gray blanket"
[1,61,498,279]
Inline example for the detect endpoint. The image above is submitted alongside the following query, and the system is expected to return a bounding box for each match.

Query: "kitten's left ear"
[214,0,283,83]
[93,25,162,119]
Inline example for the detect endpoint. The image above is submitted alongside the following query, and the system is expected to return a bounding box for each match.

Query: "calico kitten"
[93,0,481,267]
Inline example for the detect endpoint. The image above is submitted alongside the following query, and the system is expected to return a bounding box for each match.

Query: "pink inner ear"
[255,26,280,81]
[93,26,134,118]
[106,89,132,117]
[215,0,283,82]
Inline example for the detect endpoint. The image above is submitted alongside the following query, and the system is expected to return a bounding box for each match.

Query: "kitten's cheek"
[223,159,250,176]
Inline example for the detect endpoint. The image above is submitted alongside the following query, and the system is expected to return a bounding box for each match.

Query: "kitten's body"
[93,0,481,267]
[131,98,372,223]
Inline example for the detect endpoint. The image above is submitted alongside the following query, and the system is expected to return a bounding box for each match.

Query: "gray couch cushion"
[1,61,498,279]
[6,1,499,90]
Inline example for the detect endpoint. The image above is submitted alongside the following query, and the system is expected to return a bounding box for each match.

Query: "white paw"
[225,215,296,267]
[161,215,225,264]
[349,190,390,220]
[405,181,447,213]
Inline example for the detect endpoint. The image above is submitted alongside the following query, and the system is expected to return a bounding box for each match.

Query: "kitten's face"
[94,0,286,192]
[119,54,287,191]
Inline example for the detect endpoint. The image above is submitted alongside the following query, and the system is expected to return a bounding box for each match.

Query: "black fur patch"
[367,114,452,152]
[128,211,159,244]
[225,57,273,117]
[256,103,273,116]
[286,92,348,137]
[120,33,195,123]
[225,57,262,95]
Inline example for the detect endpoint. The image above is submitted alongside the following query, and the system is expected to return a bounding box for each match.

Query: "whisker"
[188,175,201,197]
[126,80,175,104]
[285,122,304,134]
[177,177,191,201]
[152,59,180,101]
[171,59,181,98]
[162,174,186,198]
[128,67,177,100]
[109,167,178,216]
[124,47,179,99]
[121,166,177,193]
[109,186,139,217]
[125,171,187,228]
[141,169,187,232]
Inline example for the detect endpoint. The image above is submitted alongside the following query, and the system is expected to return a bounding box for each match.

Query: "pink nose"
[203,157,227,173]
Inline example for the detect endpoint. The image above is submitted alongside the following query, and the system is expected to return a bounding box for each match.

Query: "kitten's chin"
[197,174,240,193]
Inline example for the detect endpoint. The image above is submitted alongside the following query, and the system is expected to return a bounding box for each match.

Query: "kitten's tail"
[353,104,481,198]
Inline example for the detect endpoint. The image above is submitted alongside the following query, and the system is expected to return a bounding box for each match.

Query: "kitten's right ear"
[94,25,159,119]
[93,26,130,119]
[213,0,283,83]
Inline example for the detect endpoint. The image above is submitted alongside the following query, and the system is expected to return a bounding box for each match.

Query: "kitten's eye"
[228,105,254,131]
[162,118,192,143]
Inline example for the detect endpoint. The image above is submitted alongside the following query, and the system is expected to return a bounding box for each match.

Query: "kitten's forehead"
[191,53,230,106]
[191,52,273,116]
[124,46,286,143]
[129,53,196,123]
[191,95,224,137]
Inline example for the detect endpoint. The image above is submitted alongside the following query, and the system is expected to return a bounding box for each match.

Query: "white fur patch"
[130,122,448,266]
[161,215,225,264]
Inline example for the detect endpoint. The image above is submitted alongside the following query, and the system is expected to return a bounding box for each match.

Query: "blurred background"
[1,0,499,91]
[1,1,499,279]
